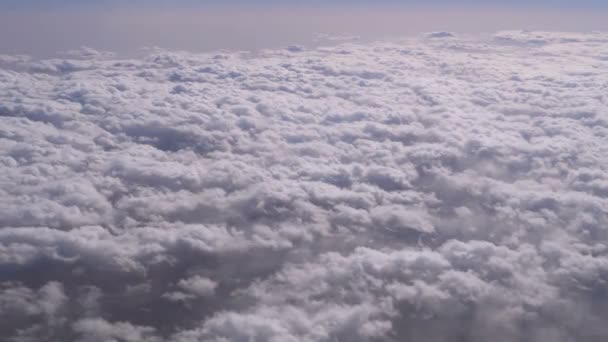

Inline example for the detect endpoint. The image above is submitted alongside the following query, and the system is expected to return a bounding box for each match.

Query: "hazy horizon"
[2,5,608,56]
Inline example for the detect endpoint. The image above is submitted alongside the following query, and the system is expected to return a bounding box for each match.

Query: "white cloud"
[175,275,217,298]
[72,318,160,342]
[1,31,608,341]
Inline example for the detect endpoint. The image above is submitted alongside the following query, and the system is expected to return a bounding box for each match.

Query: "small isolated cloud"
[1,31,608,341]
[427,31,456,39]
[286,45,305,53]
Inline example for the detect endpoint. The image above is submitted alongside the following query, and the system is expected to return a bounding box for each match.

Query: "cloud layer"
[1,31,608,341]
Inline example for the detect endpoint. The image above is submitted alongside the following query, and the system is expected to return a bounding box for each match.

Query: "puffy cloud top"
[1,31,608,341]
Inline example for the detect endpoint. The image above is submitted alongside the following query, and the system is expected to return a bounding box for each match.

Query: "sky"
[1,0,607,56]
[1,0,608,9]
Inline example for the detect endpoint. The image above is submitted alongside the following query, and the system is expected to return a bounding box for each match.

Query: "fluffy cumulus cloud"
[1,30,608,341]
